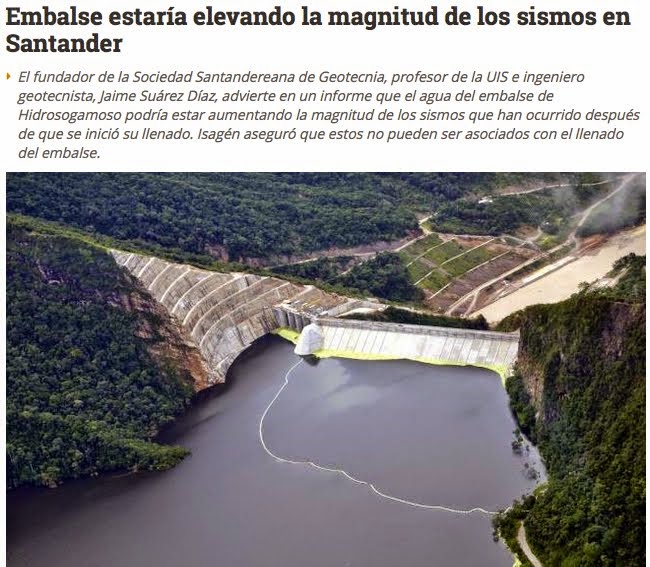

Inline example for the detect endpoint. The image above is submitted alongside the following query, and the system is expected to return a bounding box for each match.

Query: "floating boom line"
[258,358,497,516]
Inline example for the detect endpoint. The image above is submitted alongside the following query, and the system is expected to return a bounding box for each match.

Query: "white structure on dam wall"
[111,251,374,385]
[112,251,519,385]
[293,318,520,378]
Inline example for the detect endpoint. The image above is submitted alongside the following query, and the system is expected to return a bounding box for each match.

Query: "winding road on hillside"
[445,173,640,316]
[517,524,543,567]
[498,174,626,197]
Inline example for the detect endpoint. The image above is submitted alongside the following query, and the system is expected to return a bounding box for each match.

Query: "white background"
[0,0,647,172]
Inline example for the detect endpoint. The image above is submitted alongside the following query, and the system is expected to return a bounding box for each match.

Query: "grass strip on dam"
[273,328,509,385]
[272,327,301,343]
[314,349,509,385]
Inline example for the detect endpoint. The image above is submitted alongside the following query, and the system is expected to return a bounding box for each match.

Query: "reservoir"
[7,337,543,567]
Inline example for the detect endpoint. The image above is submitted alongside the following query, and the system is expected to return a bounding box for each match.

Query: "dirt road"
[517,524,543,567]
[475,225,645,322]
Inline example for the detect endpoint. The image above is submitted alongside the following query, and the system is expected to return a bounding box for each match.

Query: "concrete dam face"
[111,251,374,385]
[112,251,519,386]
[293,319,519,380]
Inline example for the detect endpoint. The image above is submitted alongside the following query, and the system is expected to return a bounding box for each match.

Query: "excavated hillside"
[117,284,211,391]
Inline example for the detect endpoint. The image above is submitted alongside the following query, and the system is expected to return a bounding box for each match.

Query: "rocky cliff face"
[512,297,644,428]
[496,268,645,566]
[118,287,211,391]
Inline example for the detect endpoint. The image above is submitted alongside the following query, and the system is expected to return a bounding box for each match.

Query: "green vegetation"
[8,213,238,273]
[603,253,645,301]
[398,250,418,264]
[495,257,646,566]
[342,306,489,330]
[6,172,559,262]
[536,233,563,251]
[337,253,425,303]
[505,371,537,443]
[11,213,420,306]
[400,233,443,257]
[272,253,423,303]
[406,260,437,282]
[7,221,194,488]
[420,270,452,292]
[492,496,536,567]
[271,256,355,281]
[443,244,498,277]
[424,239,466,264]
[398,235,454,288]
[431,176,621,236]
[397,234,506,291]
[398,236,490,291]
[431,194,557,235]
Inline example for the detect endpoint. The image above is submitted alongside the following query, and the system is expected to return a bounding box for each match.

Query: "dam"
[111,250,378,385]
[111,250,520,384]
[290,318,519,379]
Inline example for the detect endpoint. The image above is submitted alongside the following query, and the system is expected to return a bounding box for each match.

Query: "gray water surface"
[8,337,544,567]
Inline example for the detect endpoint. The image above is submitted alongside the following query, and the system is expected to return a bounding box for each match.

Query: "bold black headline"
[6,5,632,53]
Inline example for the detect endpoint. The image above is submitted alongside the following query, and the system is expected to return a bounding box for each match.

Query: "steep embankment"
[6,222,208,488]
[495,255,645,566]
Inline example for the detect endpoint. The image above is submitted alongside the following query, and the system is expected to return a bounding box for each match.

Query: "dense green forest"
[7,172,559,261]
[6,222,195,488]
[336,253,424,302]
[274,253,424,303]
[603,253,646,301]
[430,174,633,236]
[494,254,646,566]
[10,215,422,304]
[272,256,356,281]
[342,306,489,330]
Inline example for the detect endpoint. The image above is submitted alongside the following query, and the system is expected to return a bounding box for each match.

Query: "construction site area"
[385,172,645,318]
[397,233,539,315]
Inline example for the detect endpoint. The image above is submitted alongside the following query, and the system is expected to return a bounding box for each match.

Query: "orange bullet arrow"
[6,72,10,80]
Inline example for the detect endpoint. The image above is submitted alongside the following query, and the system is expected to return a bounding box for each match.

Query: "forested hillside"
[6,222,203,488]
[342,306,489,330]
[494,254,646,566]
[7,172,558,262]
[431,173,631,236]
[273,252,424,303]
